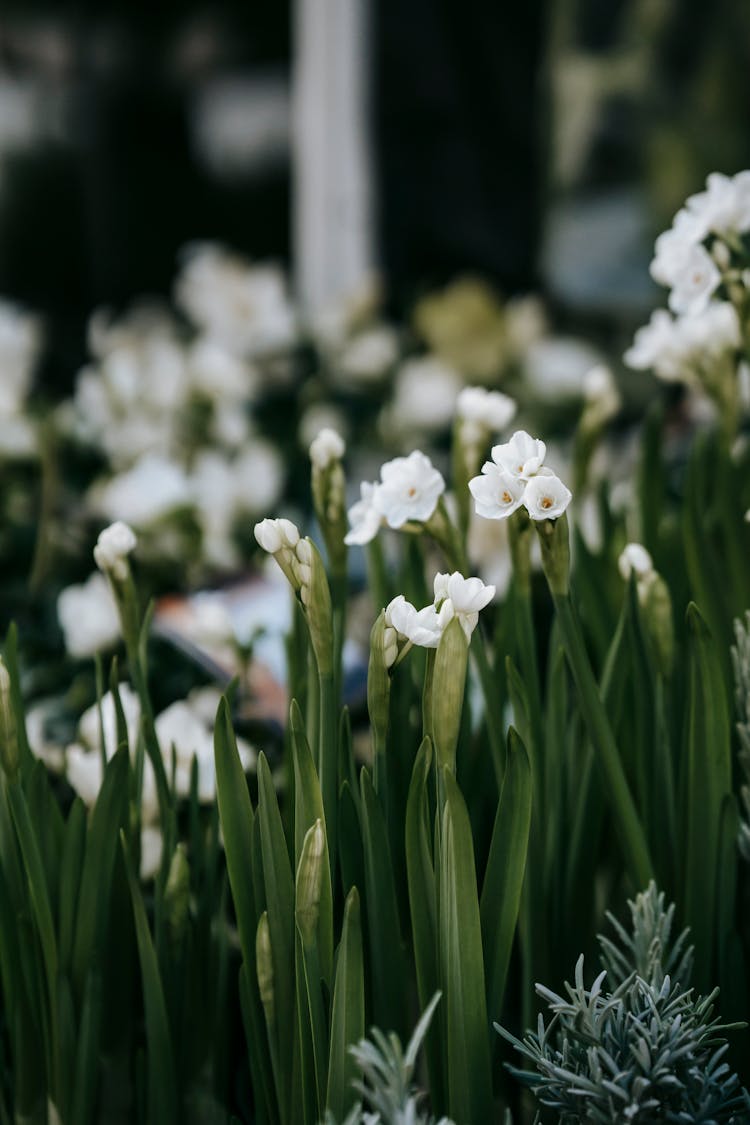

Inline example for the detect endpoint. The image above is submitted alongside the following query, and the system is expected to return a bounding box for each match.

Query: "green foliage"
[499,883,750,1124]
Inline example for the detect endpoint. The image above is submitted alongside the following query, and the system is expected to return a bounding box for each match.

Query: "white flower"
[667,243,721,316]
[524,337,604,401]
[310,427,346,469]
[0,299,41,413]
[254,517,300,554]
[94,454,191,527]
[650,208,707,287]
[93,521,137,581]
[522,473,572,521]
[175,243,296,357]
[344,482,382,546]
[187,336,258,400]
[156,694,254,804]
[385,595,446,649]
[432,571,495,639]
[456,386,517,432]
[374,450,445,528]
[685,171,750,239]
[390,356,462,433]
[57,572,121,658]
[618,543,654,582]
[78,685,142,760]
[581,364,621,427]
[140,825,163,880]
[468,462,526,520]
[625,302,739,384]
[335,325,399,384]
[491,431,547,480]
[232,444,285,512]
[624,310,681,378]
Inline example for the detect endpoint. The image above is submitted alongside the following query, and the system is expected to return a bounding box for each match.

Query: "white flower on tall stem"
[522,474,572,521]
[385,595,446,649]
[468,463,526,520]
[432,572,495,639]
[491,430,547,480]
[374,450,445,528]
[93,521,137,581]
[667,244,721,316]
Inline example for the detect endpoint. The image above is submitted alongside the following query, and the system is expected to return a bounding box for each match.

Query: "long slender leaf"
[326,887,364,1122]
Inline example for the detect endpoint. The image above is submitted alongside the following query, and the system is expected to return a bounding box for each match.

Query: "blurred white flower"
[524,337,604,400]
[650,208,708,287]
[187,336,259,400]
[684,171,750,239]
[491,431,547,480]
[335,325,399,384]
[156,694,254,803]
[344,481,382,546]
[618,542,654,582]
[310,427,346,469]
[625,302,739,383]
[522,473,572,521]
[457,386,517,433]
[0,414,37,459]
[468,462,526,520]
[374,450,445,528]
[581,365,621,427]
[0,298,41,414]
[175,243,296,357]
[94,521,137,581]
[667,244,720,316]
[298,403,349,449]
[94,454,191,527]
[57,572,120,658]
[78,685,141,760]
[390,356,462,433]
[140,825,163,881]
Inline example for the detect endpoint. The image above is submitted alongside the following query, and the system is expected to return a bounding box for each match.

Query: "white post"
[292,0,375,315]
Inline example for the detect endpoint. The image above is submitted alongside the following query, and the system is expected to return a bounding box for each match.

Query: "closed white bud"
[93,521,137,581]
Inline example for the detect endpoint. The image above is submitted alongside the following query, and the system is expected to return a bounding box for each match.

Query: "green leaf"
[326,887,365,1123]
[71,747,129,1004]
[213,698,257,973]
[404,737,443,1111]
[359,768,407,1039]
[438,767,493,1125]
[683,602,732,989]
[70,968,103,1125]
[59,800,86,976]
[480,727,532,1024]
[120,831,177,1125]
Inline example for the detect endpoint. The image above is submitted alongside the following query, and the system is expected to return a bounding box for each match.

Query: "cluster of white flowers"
[625,302,740,384]
[650,171,750,315]
[174,242,297,357]
[469,431,572,522]
[345,451,446,546]
[59,684,254,879]
[383,571,495,662]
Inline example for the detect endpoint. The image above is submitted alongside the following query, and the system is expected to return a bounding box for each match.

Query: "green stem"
[318,672,338,876]
[469,633,505,789]
[553,593,653,889]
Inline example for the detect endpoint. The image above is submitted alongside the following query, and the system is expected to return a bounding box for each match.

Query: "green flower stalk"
[256,912,275,1032]
[164,843,190,950]
[310,428,348,581]
[431,617,469,774]
[367,610,392,769]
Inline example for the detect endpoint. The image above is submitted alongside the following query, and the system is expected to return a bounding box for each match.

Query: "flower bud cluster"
[384,571,495,657]
[93,521,137,582]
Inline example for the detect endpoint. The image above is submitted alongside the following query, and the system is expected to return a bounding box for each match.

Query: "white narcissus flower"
[625,302,739,384]
[344,482,382,546]
[522,473,572,521]
[93,453,191,528]
[432,571,495,640]
[650,208,707,287]
[491,431,547,480]
[456,386,517,432]
[374,450,445,528]
[309,427,346,469]
[468,462,526,520]
[57,572,121,658]
[667,243,721,316]
[618,543,654,582]
[390,356,462,433]
[335,325,399,384]
[93,521,137,581]
[685,171,750,239]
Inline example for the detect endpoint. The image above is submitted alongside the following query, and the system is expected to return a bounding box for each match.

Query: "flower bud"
[94,521,137,583]
[163,843,190,948]
[295,819,326,948]
[368,611,392,755]
[431,616,469,772]
[256,912,275,1029]
[641,572,674,678]
[303,539,335,677]
[0,659,19,780]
